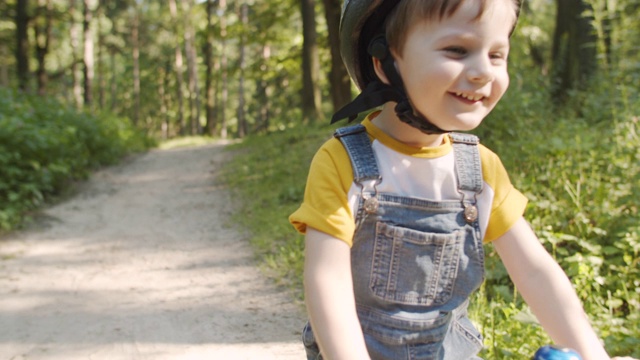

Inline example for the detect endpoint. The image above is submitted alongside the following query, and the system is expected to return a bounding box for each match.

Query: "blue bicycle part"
[534,345,583,360]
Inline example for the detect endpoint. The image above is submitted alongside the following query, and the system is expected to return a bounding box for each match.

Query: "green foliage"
[221,123,335,294]
[471,284,551,359]
[224,65,639,356]
[473,64,639,357]
[0,87,153,231]
[220,0,638,356]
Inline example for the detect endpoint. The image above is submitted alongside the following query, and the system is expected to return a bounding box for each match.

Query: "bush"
[0,87,153,231]
[474,70,639,357]
[223,69,639,357]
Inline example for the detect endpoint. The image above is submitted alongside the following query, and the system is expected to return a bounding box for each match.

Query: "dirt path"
[0,142,306,360]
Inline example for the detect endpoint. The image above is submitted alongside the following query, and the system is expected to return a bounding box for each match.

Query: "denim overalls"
[303,124,486,360]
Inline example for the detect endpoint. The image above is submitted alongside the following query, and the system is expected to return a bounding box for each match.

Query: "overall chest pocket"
[371,222,464,306]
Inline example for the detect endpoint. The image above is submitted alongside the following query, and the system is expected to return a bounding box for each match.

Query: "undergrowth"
[223,71,639,357]
[0,87,153,232]
[222,123,335,292]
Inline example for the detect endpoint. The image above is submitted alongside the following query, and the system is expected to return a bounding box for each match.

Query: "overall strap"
[334,124,381,184]
[448,132,484,194]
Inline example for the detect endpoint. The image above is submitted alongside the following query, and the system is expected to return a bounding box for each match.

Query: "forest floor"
[0,142,306,359]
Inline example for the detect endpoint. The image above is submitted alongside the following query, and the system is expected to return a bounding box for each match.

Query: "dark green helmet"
[334,0,522,133]
[339,0,398,90]
[338,0,522,90]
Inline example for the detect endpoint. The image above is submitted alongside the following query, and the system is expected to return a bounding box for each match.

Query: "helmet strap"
[331,35,447,135]
[330,80,404,124]
[369,35,447,134]
[369,35,447,135]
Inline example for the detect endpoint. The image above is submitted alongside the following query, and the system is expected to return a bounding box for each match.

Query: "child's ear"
[372,57,391,85]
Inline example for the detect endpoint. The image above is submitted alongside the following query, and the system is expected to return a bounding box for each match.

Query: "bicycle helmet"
[331,0,523,134]
[340,0,397,91]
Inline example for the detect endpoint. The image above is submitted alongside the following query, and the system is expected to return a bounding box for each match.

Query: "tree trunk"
[551,0,597,102]
[83,0,94,106]
[181,0,202,135]
[213,55,221,136]
[219,0,228,139]
[158,62,170,139]
[69,0,83,108]
[617,0,640,71]
[0,46,8,86]
[204,0,217,137]
[322,0,352,111]
[255,44,271,133]
[169,0,186,135]
[236,2,248,138]
[96,0,106,109]
[301,0,322,122]
[34,0,53,96]
[16,0,30,92]
[131,7,140,125]
[109,49,117,112]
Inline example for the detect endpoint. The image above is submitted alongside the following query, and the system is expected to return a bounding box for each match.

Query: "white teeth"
[455,91,483,101]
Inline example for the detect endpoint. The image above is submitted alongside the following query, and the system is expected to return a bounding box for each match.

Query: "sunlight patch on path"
[0,142,306,359]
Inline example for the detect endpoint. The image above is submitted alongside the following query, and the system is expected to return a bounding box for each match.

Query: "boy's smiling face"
[392,0,517,132]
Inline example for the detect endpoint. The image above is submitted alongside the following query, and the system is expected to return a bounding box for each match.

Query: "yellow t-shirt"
[289,115,528,247]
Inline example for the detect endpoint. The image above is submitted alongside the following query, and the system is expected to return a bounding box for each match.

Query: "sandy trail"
[0,142,306,360]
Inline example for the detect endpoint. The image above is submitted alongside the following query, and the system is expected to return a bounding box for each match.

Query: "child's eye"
[490,52,505,59]
[489,52,508,64]
[444,47,467,57]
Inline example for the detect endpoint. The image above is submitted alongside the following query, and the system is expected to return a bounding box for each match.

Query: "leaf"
[513,307,540,325]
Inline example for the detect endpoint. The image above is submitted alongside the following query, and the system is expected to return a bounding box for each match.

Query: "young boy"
[290,0,628,359]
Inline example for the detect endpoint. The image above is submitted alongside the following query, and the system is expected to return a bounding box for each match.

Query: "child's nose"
[467,56,494,84]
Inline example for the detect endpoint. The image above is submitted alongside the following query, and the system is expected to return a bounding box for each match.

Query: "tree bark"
[169,0,186,135]
[34,0,53,96]
[69,0,83,108]
[158,62,170,139]
[236,2,248,138]
[204,0,217,136]
[96,0,106,109]
[0,46,8,86]
[131,6,140,125]
[219,0,228,139]
[255,44,271,133]
[83,0,94,106]
[16,0,30,92]
[322,0,352,111]
[301,0,322,122]
[109,49,118,112]
[551,0,597,102]
[182,0,202,135]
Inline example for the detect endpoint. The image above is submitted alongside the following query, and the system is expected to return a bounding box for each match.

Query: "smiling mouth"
[452,91,485,102]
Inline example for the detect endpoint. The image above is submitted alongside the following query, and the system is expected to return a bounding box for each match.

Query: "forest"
[1,0,639,358]
[0,0,637,138]
[1,0,348,139]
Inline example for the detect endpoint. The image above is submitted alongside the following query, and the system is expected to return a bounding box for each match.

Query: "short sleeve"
[480,145,529,242]
[289,137,357,246]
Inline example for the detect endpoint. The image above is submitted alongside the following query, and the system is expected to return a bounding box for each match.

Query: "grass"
[221,75,639,357]
[222,123,335,294]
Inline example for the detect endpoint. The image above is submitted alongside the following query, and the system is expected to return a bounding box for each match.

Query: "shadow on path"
[0,143,305,360]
